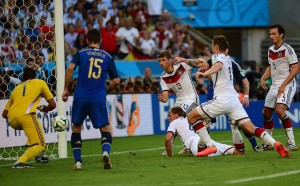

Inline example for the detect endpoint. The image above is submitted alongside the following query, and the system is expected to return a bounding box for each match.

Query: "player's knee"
[262,108,272,118]
[275,106,286,118]
[72,124,82,133]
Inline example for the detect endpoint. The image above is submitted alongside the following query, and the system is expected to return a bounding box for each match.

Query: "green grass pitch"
[1,128,300,186]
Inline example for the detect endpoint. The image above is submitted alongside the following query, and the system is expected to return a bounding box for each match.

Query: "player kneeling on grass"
[2,67,56,168]
[164,106,245,157]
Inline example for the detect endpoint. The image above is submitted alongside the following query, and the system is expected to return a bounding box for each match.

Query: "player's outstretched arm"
[196,61,223,78]
[165,132,175,157]
[37,98,56,113]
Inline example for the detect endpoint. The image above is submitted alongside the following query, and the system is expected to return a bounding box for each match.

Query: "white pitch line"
[225,170,300,184]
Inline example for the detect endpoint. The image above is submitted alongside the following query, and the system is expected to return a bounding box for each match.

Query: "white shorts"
[177,101,199,114]
[189,136,234,156]
[264,82,296,109]
[196,94,250,125]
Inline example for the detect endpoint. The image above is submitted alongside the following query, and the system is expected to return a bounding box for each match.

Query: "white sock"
[231,125,244,145]
[285,127,295,145]
[260,131,276,147]
[195,127,214,147]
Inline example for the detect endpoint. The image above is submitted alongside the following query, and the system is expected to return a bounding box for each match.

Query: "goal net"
[0,0,66,160]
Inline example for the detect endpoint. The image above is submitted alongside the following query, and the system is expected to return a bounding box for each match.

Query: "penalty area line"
[225,170,300,184]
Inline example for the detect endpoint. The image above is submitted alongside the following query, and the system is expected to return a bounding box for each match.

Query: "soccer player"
[165,106,245,157]
[260,24,299,151]
[2,67,56,168]
[186,35,289,158]
[205,56,263,152]
[157,50,214,154]
[62,29,120,170]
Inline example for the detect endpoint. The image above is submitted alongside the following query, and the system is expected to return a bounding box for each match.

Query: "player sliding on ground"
[164,106,245,157]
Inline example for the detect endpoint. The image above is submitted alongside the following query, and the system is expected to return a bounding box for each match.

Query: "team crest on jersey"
[269,49,286,60]
[162,64,186,84]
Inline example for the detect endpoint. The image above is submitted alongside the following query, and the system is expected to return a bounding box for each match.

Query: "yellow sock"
[18,145,45,163]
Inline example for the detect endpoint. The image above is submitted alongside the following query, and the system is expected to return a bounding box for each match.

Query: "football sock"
[255,127,276,147]
[71,133,82,163]
[101,132,112,154]
[231,125,245,152]
[264,117,274,136]
[242,130,258,149]
[18,144,45,163]
[192,121,214,147]
[281,115,295,145]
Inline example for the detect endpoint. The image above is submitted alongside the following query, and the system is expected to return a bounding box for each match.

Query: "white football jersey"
[211,53,237,96]
[167,117,197,149]
[268,42,298,87]
[160,62,199,106]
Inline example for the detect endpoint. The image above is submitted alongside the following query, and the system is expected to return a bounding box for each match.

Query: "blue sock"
[71,133,82,163]
[243,130,257,149]
[101,132,112,154]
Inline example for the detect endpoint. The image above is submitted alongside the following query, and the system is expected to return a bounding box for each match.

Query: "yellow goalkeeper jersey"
[4,79,54,122]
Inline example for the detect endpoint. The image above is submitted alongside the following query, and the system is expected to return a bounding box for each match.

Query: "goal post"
[54,0,67,158]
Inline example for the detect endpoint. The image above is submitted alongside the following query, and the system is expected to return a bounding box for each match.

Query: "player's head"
[86,29,102,45]
[168,106,186,122]
[157,50,172,70]
[269,24,285,44]
[22,67,36,81]
[212,35,229,54]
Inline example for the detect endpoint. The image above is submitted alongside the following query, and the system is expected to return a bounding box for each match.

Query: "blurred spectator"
[24,19,40,42]
[63,7,79,30]
[199,45,212,59]
[133,76,144,92]
[74,19,86,35]
[101,21,118,57]
[64,24,78,49]
[151,22,173,50]
[116,18,139,59]
[37,15,54,41]
[0,36,17,63]
[107,0,118,19]
[74,33,88,50]
[35,55,48,82]
[158,10,173,30]
[136,31,155,58]
[146,0,163,24]
[88,1,100,17]
[22,5,40,29]
[143,67,153,85]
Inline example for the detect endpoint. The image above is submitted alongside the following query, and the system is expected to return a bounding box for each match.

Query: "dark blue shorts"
[72,99,109,129]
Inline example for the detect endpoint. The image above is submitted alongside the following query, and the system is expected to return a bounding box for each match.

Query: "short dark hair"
[270,24,285,38]
[23,67,36,81]
[87,29,101,44]
[157,50,171,59]
[170,106,186,117]
[212,35,230,51]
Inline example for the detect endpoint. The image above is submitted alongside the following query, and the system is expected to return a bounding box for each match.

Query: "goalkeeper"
[2,68,56,168]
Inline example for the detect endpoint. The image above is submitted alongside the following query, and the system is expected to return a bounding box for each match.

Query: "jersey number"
[88,57,102,79]
[176,83,182,90]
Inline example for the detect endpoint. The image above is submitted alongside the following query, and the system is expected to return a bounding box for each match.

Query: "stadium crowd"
[0,0,299,101]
